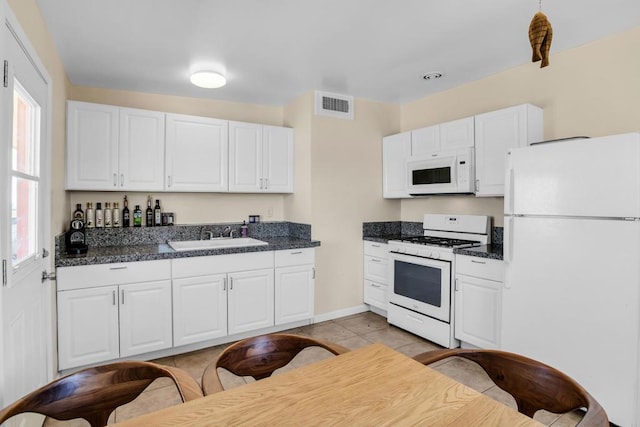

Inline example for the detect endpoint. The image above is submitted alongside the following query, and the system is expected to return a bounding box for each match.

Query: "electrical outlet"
[267,207,273,217]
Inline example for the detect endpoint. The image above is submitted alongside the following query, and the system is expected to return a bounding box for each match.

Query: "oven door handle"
[389,252,451,269]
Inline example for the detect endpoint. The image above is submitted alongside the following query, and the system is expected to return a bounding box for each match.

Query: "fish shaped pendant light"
[529,5,553,68]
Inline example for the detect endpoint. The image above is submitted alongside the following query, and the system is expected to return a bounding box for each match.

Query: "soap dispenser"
[241,221,248,237]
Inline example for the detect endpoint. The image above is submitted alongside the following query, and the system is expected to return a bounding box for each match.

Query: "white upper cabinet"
[382,132,412,198]
[118,108,165,191]
[474,104,543,197]
[66,101,119,190]
[66,101,165,191]
[165,114,228,192]
[228,121,294,193]
[411,116,474,156]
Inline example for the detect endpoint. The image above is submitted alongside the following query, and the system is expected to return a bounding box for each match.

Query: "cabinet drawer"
[364,255,388,284]
[363,241,388,258]
[275,248,315,267]
[172,251,273,278]
[456,255,504,282]
[364,280,388,311]
[57,259,171,291]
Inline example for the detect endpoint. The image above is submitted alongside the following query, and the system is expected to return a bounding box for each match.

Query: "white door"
[262,125,294,193]
[227,269,274,335]
[274,265,314,325]
[119,280,173,357]
[165,113,228,192]
[382,132,411,198]
[0,17,52,411]
[411,125,439,156]
[228,121,262,192]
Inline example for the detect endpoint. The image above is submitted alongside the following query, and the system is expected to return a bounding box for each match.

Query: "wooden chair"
[413,349,609,427]
[0,361,203,427]
[202,333,349,395]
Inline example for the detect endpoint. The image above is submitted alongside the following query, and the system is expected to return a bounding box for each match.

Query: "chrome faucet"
[201,228,214,240]
[230,229,237,238]
[222,226,232,238]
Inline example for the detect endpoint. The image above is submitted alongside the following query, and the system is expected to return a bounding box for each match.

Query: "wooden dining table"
[116,343,543,426]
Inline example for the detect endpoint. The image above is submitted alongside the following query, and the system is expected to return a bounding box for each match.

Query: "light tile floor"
[44,311,585,426]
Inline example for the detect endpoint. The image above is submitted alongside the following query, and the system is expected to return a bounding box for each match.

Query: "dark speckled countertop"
[56,222,320,268]
[363,221,504,260]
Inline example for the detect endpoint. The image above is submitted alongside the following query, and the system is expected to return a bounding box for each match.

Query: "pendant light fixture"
[190,71,227,89]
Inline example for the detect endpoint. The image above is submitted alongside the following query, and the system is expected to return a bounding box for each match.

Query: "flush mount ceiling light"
[190,71,227,89]
[422,72,444,80]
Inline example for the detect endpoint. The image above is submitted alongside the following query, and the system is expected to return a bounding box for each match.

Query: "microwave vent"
[314,91,354,120]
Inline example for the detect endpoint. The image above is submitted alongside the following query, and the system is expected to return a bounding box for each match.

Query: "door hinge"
[2,259,7,287]
[3,60,8,88]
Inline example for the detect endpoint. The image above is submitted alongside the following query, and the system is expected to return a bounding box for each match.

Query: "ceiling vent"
[314,91,354,120]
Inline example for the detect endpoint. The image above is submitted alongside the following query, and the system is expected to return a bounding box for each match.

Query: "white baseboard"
[313,304,369,323]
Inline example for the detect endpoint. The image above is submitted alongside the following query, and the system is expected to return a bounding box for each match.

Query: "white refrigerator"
[503,133,640,427]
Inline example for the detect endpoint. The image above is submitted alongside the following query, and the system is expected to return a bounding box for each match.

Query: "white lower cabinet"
[56,259,173,370]
[227,269,274,335]
[274,249,315,325]
[454,255,504,349]
[363,241,389,312]
[172,274,227,347]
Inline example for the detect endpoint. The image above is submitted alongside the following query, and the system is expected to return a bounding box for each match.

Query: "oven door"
[389,252,451,323]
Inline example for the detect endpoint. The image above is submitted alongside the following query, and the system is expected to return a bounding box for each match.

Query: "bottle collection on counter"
[73,195,174,229]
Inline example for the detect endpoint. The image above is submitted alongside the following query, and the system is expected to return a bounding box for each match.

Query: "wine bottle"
[154,199,162,226]
[73,203,84,222]
[133,205,142,227]
[145,196,153,227]
[122,196,130,227]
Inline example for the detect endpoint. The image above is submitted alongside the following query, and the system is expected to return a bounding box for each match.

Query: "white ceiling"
[35,0,639,106]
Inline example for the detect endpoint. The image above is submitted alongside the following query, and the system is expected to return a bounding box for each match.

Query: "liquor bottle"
[104,202,112,228]
[95,203,104,228]
[73,203,84,222]
[122,196,130,227]
[113,202,121,228]
[145,196,153,227]
[86,202,95,229]
[154,199,162,226]
[133,205,142,227]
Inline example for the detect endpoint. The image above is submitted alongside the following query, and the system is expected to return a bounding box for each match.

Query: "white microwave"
[406,147,475,195]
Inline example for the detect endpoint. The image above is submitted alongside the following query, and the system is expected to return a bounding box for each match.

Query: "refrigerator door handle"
[504,217,513,288]
[505,166,515,214]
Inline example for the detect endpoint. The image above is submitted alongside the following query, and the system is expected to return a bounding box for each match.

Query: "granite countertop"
[56,236,320,268]
[454,244,503,260]
[55,222,320,268]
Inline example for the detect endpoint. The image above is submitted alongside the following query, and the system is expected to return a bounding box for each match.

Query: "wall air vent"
[314,91,354,120]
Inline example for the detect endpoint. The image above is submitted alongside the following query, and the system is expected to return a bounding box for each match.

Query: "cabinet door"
[475,104,543,197]
[382,132,412,198]
[119,280,173,357]
[454,274,502,349]
[262,125,294,193]
[440,116,474,149]
[118,108,165,191]
[165,114,228,192]
[411,125,440,156]
[228,121,262,192]
[173,274,227,346]
[364,255,388,285]
[275,265,314,325]
[66,101,119,190]
[57,286,119,370]
[227,269,274,335]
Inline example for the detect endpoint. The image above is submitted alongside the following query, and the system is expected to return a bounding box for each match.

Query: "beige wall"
[308,97,400,313]
[7,0,72,239]
[401,27,640,226]
[68,87,287,224]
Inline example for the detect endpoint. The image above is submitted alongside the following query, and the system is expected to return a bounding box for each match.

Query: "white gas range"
[387,214,490,348]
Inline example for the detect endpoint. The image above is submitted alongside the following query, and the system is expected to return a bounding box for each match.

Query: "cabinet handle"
[229,277,233,290]
[475,179,479,192]
[470,259,486,264]
[455,278,459,291]
[371,244,381,248]
[112,290,116,305]
[312,267,316,279]
[168,175,172,187]
[120,174,124,187]
[121,290,125,304]
[259,178,263,189]
[290,251,303,255]
[371,283,381,288]
[264,178,269,189]
[113,173,117,187]
[223,277,227,291]
[370,258,381,263]
[109,266,128,270]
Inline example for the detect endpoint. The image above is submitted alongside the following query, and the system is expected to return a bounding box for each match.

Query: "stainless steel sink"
[168,237,268,252]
